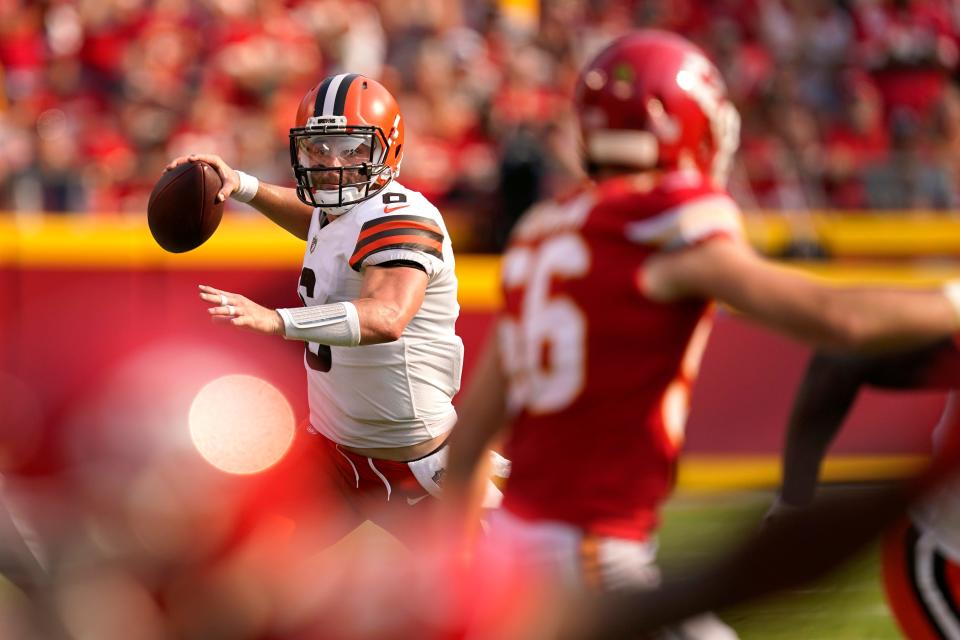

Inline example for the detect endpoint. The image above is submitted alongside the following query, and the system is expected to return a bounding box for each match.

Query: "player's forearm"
[352,298,410,344]
[278,267,427,346]
[275,298,413,346]
[443,438,498,539]
[445,340,509,499]
[664,243,960,351]
[727,275,958,351]
[716,264,959,350]
[432,340,508,547]
[246,182,314,240]
[817,287,958,351]
[445,427,498,505]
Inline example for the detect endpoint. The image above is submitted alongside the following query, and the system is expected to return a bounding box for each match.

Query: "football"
[147,161,224,253]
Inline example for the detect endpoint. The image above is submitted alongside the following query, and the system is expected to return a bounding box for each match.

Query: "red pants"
[317,427,443,503]
[231,425,447,551]
[308,426,447,545]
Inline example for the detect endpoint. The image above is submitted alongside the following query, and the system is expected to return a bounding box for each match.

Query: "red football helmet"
[575,30,740,183]
[290,74,405,212]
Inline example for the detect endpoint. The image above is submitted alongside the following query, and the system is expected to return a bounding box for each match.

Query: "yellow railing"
[0,216,504,309]
[676,454,929,492]
[6,212,960,260]
[744,210,960,256]
[3,213,960,311]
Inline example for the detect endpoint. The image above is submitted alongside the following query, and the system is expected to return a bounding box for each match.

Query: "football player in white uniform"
[165,74,477,548]
[885,395,960,640]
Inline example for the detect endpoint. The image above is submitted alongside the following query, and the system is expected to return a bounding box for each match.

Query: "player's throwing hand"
[199,284,284,335]
[166,154,239,203]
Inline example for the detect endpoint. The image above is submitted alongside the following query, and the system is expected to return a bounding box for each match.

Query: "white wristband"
[231,170,260,203]
[943,280,960,326]
[489,450,512,478]
[277,301,361,347]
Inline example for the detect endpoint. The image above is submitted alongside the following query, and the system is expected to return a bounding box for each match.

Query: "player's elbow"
[364,324,404,344]
[373,311,407,342]
[380,321,406,342]
[357,300,412,344]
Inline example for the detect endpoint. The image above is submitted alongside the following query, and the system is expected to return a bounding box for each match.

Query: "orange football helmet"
[290,74,405,211]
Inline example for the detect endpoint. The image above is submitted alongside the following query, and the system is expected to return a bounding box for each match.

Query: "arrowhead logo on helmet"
[575,30,740,184]
[290,74,405,215]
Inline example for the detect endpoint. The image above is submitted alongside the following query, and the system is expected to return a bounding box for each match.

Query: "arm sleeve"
[349,212,445,276]
[624,194,745,250]
[377,259,428,273]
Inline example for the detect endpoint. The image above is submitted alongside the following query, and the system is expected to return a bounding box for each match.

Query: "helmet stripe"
[333,73,360,116]
[320,73,350,116]
[312,76,334,118]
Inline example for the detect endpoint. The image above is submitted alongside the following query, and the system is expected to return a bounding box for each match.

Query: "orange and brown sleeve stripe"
[350,214,444,271]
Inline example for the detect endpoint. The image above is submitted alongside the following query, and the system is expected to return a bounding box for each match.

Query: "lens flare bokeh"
[188,374,295,475]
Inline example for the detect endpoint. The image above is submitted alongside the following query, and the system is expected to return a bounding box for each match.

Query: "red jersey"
[498,171,745,540]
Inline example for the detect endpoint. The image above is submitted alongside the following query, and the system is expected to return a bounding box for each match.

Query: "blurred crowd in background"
[2,0,960,250]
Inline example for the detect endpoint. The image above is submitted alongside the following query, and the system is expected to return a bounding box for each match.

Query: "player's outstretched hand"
[165,154,238,203]
[199,284,284,336]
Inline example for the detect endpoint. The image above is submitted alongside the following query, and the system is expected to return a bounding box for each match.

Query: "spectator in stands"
[3,0,960,234]
[852,0,959,123]
[863,108,958,211]
[821,70,888,209]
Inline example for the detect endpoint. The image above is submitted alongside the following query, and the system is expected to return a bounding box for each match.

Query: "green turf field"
[329,488,904,638]
[6,487,889,638]
[659,491,901,639]
[332,488,904,638]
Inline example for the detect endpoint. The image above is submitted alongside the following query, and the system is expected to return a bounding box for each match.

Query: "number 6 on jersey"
[500,233,590,414]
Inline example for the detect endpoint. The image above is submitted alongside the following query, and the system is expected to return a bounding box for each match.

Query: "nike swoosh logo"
[384,205,410,214]
[406,494,430,506]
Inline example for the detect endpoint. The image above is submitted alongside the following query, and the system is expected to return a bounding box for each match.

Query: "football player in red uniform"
[552,358,960,640]
[443,29,960,637]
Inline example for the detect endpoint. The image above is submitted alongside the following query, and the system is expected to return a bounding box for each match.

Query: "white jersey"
[296,181,463,448]
[911,392,960,562]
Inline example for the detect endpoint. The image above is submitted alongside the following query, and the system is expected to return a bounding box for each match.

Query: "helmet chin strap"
[322,203,359,216]
[312,186,363,215]
[309,170,397,214]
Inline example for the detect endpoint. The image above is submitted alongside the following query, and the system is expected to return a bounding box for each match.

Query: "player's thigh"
[482,510,739,638]
[240,428,365,548]
[362,494,436,550]
[483,508,658,590]
[358,442,450,548]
